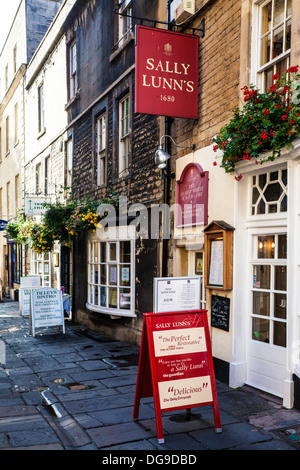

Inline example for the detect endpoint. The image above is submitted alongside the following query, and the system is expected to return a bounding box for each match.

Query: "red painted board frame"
[133,310,222,443]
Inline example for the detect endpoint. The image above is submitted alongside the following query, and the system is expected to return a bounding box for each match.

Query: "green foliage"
[5,189,119,253]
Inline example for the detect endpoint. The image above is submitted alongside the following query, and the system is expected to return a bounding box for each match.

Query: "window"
[38,83,45,133]
[5,64,8,90]
[87,238,135,317]
[97,113,107,186]
[119,94,130,177]
[5,116,9,154]
[12,243,21,284]
[31,251,51,286]
[0,188,2,217]
[15,174,19,214]
[66,138,73,188]
[45,156,51,195]
[258,0,291,91]
[252,233,287,347]
[13,44,17,75]
[118,0,133,47]
[36,163,42,194]
[6,181,10,218]
[14,103,18,144]
[251,169,287,215]
[69,41,77,100]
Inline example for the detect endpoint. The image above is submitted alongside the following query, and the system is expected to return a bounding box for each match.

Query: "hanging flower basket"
[5,190,119,253]
[213,66,300,180]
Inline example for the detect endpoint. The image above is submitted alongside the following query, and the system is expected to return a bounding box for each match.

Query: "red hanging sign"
[133,310,222,443]
[135,25,199,119]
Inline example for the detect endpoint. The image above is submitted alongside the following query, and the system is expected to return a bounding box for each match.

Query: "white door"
[247,233,287,397]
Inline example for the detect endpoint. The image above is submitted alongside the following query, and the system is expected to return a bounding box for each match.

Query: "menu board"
[208,239,223,287]
[133,310,222,443]
[30,287,65,337]
[154,276,201,313]
[152,313,213,410]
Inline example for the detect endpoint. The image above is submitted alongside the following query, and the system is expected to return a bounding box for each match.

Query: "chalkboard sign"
[211,295,230,331]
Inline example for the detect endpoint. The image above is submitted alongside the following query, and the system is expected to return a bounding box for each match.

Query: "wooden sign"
[211,295,230,331]
[135,25,199,119]
[176,163,209,227]
[30,287,65,337]
[133,310,222,443]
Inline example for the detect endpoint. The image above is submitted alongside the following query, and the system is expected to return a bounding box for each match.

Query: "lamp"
[155,135,195,174]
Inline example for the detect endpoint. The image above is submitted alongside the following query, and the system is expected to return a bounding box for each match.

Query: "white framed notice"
[154,276,201,313]
[19,287,39,317]
[208,239,223,287]
[30,287,65,337]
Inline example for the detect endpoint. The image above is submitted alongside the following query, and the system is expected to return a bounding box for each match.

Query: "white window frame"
[45,155,51,195]
[250,232,287,347]
[97,113,107,186]
[119,94,130,177]
[86,228,136,317]
[30,250,51,287]
[251,0,291,90]
[118,0,133,47]
[69,41,77,100]
[38,82,45,134]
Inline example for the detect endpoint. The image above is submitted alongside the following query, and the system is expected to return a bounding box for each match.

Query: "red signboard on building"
[135,25,199,119]
[176,162,209,227]
[133,310,222,443]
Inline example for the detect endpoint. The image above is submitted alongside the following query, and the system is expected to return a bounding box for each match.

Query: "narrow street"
[0,297,299,452]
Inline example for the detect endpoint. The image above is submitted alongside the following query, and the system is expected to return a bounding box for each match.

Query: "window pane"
[261,35,271,65]
[278,234,287,258]
[258,236,275,258]
[109,287,117,308]
[120,288,131,309]
[109,243,116,261]
[120,265,130,286]
[273,321,286,347]
[253,291,270,316]
[100,286,107,307]
[275,265,286,290]
[274,293,286,319]
[252,317,269,342]
[274,0,284,25]
[261,3,272,34]
[100,242,106,262]
[253,265,270,289]
[109,265,117,285]
[120,241,130,262]
[272,25,284,58]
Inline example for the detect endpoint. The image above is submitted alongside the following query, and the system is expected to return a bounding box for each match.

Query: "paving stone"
[87,420,156,448]
[8,427,60,447]
[0,414,49,432]
[92,404,155,425]
[63,393,133,414]
[99,374,138,388]
[0,405,39,418]
[190,422,271,450]
[69,369,114,382]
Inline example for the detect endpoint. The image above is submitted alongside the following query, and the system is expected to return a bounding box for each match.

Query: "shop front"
[232,141,300,409]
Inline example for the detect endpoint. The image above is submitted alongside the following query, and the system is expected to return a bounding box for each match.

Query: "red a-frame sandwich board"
[133,310,222,443]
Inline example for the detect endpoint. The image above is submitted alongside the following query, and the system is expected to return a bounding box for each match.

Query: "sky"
[0,0,21,51]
